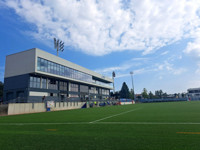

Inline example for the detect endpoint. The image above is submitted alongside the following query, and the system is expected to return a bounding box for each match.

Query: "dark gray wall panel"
[4,74,29,90]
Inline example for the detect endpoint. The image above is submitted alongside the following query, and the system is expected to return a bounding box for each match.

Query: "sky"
[0,0,200,94]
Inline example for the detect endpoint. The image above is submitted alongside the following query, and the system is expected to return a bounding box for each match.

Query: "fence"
[138,98,188,103]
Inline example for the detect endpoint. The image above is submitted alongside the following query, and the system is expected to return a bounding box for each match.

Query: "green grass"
[1,101,200,150]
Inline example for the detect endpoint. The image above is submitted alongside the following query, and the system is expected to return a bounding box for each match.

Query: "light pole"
[112,71,116,94]
[54,38,64,56]
[130,71,135,100]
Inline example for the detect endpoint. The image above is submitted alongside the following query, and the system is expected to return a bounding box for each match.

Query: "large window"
[102,89,109,95]
[93,80,111,87]
[48,79,58,90]
[37,57,93,83]
[30,76,41,88]
[89,87,98,94]
[37,57,112,88]
[41,78,47,89]
[70,83,79,92]
[60,81,67,91]
[80,85,88,93]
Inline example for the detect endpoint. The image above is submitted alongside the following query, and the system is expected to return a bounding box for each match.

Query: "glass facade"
[102,89,109,95]
[41,78,47,89]
[30,76,41,88]
[69,83,79,92]
[37,57,111,88]
[48,79,58,90]
[29,75,110,101]
[89,87,98,94]
[80,85,88,93]
[59,81,67,91]
[37,57,93,83]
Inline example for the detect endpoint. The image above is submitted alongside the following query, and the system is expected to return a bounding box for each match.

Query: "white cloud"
[131,57,149,61]
[195,63,200,74]
[3,0,200,56]
[173,68,187,75]
[184,39,200,57]
[115,68,150,78]
[161,51,169,56]
[155,61,187,75]
[95,63,133,74]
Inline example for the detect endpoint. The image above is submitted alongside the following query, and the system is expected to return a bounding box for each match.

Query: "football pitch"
[0,101,200,150]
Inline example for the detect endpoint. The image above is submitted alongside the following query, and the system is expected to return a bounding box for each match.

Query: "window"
[37,57,94,83]
[37,57,41,71]
[102,89,109,95]
[89,87,96,94]
[37,57,112,87]
[48,79,58,90]
[70,83,78,92]
[30,76,41,88]
[80,85,88,93]
[59,81,67,91]
[41,78,47,89]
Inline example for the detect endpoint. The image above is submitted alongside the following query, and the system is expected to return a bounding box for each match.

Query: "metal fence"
[138,98,188,103]
[3,97,120,105]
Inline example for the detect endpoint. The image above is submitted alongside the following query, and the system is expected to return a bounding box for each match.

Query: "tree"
[110,92,114,97]
[120,82,130,98]
[0,81,3,98]
[181,93,186,98]
[110,91,120,99]
[148,91,154,99]
[162,92,168,98]
[155,90,163,98]
[141,88,148,99]
[129,89,134,100]
[114,91,120,99]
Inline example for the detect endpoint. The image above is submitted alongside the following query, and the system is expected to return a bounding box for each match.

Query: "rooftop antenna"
[54,38,64,56]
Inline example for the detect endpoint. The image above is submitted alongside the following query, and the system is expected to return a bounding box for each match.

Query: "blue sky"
[1,0,200,94]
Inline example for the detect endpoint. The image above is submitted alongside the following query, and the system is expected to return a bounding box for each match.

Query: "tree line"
[111,82,186,100]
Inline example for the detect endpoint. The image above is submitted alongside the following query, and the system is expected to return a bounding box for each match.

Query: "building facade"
[187,87,200,100]
[3,48,113,103]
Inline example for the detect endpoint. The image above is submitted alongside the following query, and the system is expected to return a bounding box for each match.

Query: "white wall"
[29,91,48,96]
[4,48,36,78]
[8,102,86,115]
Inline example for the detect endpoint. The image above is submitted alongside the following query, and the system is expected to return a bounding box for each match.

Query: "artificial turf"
[0,101,200,150]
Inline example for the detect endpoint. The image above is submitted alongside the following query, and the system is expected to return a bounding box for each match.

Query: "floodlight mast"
[112,71,116,93]
[54,38,64,56]
[130,71,136,100]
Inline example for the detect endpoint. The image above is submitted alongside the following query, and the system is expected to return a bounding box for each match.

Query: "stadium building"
[3,48,113,103]
[187,87,200,100]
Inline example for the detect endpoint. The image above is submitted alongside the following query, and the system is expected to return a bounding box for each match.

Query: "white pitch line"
[0,122,89,126]
[93,122,200,125]
[0,122,200,126]
[89,107,142,123]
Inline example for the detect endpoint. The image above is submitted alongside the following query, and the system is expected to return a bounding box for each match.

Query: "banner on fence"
[47,101,55,108]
